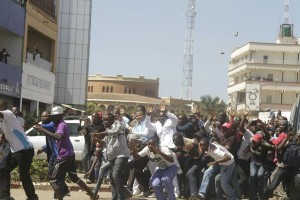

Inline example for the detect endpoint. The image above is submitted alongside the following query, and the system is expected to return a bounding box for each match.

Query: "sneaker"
[86,179,95,184]
[191,194,202,200]
[132,190,140,196]
[147,192,156,198]
[199,193,206,199]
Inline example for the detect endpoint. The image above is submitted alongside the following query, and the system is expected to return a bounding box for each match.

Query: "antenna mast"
[181,0,196,100]
[284,0,290,24]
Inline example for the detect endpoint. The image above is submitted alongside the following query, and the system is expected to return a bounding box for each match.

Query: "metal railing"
[30,0,55,18]
[229,58,300,70]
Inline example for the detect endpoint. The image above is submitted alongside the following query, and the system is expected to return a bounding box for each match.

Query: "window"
[145,90,148,96]
[263,55,268,63]
[102,86,105,92]
[88,86,90,92]
[128,89,132,94]
[124,87,127,94]
[133,89,136,94]
[266,95,272,104]
[91,86,93,92]
[105,86,109,93]
[110,86,113,93]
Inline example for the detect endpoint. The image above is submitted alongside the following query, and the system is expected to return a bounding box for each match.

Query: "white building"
[228,24,300,112]
[55,0,92,110]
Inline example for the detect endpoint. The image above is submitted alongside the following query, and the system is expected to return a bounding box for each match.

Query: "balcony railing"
[30,0,55,18]
[229,58,300,70]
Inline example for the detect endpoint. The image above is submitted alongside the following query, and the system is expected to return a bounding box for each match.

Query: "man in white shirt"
[198,138,240,200]
[0,100,38,200]
[130,136,178,200]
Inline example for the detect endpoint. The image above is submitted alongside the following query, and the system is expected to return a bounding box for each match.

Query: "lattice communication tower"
[181,0,196,100]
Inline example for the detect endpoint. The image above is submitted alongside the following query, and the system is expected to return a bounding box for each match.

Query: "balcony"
[229,58,300,71]
[30,0,55,18]
[26,52,52,71]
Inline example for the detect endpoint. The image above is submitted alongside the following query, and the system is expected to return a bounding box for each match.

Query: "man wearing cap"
[0,100,39,200]
[34,106,97,200]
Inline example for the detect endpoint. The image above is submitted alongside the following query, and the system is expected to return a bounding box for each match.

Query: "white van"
[26,118,85,161]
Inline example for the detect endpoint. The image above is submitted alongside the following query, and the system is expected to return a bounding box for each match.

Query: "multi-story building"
[55,0,92,110]
[87,74,199,115]
[228,23,300,112]
[87,74,161,113]
[21,0,58,115]
[0,0,25,106]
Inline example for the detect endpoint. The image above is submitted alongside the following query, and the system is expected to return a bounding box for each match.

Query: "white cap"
[49,106,64,115]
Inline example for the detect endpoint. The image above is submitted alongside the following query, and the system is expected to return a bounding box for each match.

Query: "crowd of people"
[1,99,300,200]
[79,104,300,200]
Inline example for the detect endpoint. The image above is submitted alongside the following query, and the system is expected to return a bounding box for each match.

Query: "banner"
[246,84,260,111]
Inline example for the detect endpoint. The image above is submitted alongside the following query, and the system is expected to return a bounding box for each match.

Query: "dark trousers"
[265,166,293,199]
[49,154,79,192]
[127,156,150,192]
[0,148,38,199]
[109,157,129,200]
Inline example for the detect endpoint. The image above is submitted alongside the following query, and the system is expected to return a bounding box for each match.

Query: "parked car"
[26,118,84,161]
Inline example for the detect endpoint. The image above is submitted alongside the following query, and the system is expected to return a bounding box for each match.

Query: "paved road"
[10,188,152,200]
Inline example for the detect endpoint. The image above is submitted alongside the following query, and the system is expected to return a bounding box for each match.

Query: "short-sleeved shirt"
[138,145,176,169]
[55,119,74,160]
[208,142,234,166]
[0,110,33,153]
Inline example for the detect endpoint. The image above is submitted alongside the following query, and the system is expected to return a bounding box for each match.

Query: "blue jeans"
[198,164,220,196]
[150,164,177,200]
[92,162,110,194]
[109,157,128,200]
[249,160,268,200]
[219,163,240,200]
[82,145,91,174]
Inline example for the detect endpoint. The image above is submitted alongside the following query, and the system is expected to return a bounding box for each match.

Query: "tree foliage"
[198,95,227,116]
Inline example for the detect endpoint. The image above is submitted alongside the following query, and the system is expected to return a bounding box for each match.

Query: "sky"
[89,0,300,102]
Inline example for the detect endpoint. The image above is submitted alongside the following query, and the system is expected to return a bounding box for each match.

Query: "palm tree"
[198,95,227,116]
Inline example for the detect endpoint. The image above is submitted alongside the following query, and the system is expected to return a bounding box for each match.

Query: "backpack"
[283,142,300,167]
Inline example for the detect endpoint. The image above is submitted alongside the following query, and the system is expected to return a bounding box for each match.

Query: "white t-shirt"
[138,145,177,169]
[208,142,234,166]
[237,129,253,161]
[0,110,33,153]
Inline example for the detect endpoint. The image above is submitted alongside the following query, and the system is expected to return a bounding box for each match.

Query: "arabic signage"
[0,63,21,97]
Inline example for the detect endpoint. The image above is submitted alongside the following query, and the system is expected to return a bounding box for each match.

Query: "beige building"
[21,0,59,115]
[87,74,197,114]
[228,24,300,112]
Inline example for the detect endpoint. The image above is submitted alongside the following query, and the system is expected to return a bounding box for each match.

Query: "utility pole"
[181,0,196,100]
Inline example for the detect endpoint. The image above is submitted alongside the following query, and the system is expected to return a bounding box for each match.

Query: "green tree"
[198,95,227,116]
